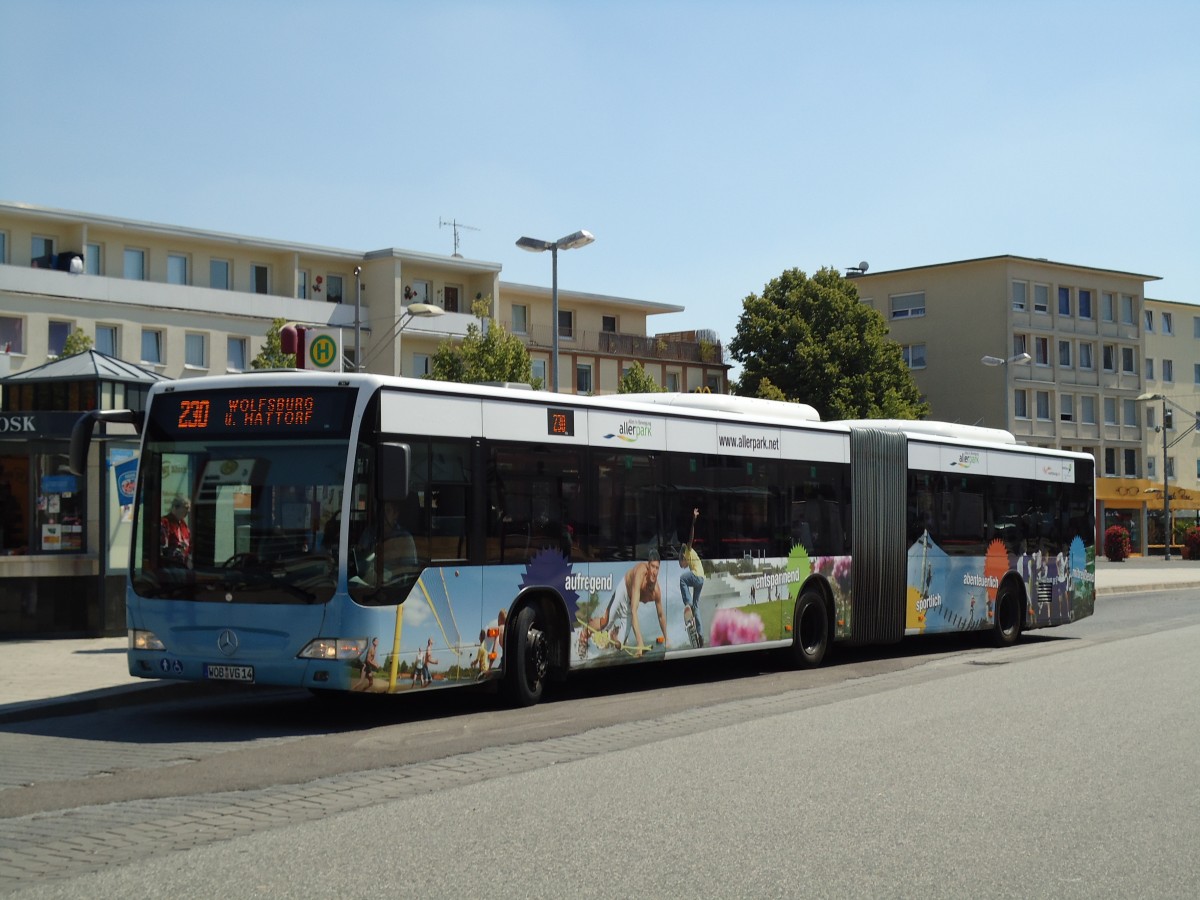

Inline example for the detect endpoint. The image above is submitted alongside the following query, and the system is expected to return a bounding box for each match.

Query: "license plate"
[204,663,255,683]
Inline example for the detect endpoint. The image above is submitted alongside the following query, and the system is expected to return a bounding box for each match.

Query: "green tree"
[754,376,788,402]
[60,328,93,357]
[430,298,537,387]
[251,318,295,369]
[618,361,665,394]
[729,267,928,420]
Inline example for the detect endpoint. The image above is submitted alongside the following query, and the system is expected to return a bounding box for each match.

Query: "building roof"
[848,254,1160,283]
[1,350,168,384]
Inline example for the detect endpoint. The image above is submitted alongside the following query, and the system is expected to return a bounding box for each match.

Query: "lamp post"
[1138,392,1172,559]
[516,230,595,392]
[393,302,444,377]
[981,352,1032,427]
[353,266,362,371]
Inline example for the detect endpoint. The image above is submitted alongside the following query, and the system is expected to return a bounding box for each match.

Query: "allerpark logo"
[307,334,339,370]
[949,451,981,470]
[603,418,654,444]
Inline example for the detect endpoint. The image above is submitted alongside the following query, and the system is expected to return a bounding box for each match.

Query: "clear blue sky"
[3,0,1197,363]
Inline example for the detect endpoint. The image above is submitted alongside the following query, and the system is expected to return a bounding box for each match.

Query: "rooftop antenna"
[439,218,480,257]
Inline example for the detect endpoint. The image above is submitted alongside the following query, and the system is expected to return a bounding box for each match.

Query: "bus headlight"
[129,629,166,651]
[298,638,368,660]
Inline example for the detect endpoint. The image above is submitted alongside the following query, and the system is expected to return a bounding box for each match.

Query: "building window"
[1011,281,1027,311]
[211,259,230,290]
[32,235,54,264]
[1103,397,1117,425]
[1013,389,1029,419]
[602,315,618,333]
[1033,284,1049,313]
[1034,336,1049,366]
[531,358,546,388]
[903,343,926,369]
[1148,457,1156,478]
[298,270,309,299]
[1124,449,1137,477]
[413,353,432,377]
[1147,407,1156,430]
[1121,347,1135,374]
[1123,399,1137,427]
[1012,334,1027,358]
[0,316,24,354]
[889,292,925,319]
[1194,363,1200,385]
[326,274,344,305]
[1167,457,1176,479]
[95,325,117,356]
[1146,358,1155,381]
[167,254,188,285]
[512,304,528,334]
[1102,292,1115,322]
[227,337,247,371]
[1163,359,1174,383]
[124,248,146,280]
[559,310,574,339]
[1102,344,1116,372]
[48,321,71,357]
[1120,294,1135,325]
[408,279,429,305]
[85,242,101,275]
[0,231,6,264]
[1144,310,1154,332]
[666,371,680,392]
[1058,340,1072,368]
[1058,286,1072,317]
[1104,448,1117,476]
[1081,395,1096,425]
[141,329,163,365]
[185,333,207,369]
[1079,342,1094,370]
[1163,312,1173,335]
[1078,289,1093,319]
[576,363,592,394]
[251,264,269,294]
[1035,391,1051,421]
[1060,394,1074,422]
[443,285,460,313]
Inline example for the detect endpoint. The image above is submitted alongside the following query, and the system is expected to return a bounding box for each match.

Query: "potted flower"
[1104,525,1131,562]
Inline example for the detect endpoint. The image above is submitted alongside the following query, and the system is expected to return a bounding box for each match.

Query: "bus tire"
[789,588,830,669]
[992,586,1023,648]
[503,605,548,707]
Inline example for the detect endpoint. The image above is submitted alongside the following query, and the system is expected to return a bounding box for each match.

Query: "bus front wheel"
[504,605,548,707]
[992,587,1023,648]
[789,589,830,669]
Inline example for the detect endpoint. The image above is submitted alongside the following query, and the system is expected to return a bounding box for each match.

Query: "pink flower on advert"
[709,608,766,646]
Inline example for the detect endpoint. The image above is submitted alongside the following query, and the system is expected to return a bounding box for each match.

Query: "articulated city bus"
[71,372,1096,706]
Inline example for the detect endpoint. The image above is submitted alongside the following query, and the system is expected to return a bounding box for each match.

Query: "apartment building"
[0,201,729,636]
[851,255,1187,554]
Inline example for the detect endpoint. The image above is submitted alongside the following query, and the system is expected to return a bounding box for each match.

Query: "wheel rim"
[526,624,548,685]
[799,600,825,656]
[997,593,1018,637]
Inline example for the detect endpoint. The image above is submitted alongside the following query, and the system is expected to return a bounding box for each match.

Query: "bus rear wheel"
[504,605,549,707]
[789,589,830,669]
[992,587,1023,648]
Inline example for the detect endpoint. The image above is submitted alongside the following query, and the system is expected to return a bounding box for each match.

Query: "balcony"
[516,324,725,365]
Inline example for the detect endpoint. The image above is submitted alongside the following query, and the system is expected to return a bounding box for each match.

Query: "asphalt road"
[3,590,1198,898]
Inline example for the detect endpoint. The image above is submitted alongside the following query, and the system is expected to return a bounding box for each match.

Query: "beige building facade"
[851,255,1200,554]
[0,201,729,637]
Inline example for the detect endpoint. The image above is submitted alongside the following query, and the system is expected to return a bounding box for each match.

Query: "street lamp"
[980,352,1032,367]
[394,302,443,377]
[353,266,363,371]
[1138,392,1172,559]
[516,230,595,392]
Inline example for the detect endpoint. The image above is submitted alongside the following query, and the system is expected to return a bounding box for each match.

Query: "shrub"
[1184,527,1200,561]
[1104,525,1131,562]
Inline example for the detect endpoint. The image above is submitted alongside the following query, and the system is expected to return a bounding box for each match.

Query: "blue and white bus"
[71,372,1096,706]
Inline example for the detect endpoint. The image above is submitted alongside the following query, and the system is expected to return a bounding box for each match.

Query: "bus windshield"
[131,385,356,604]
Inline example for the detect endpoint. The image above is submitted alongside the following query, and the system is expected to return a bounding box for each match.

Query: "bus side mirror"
[377,442,411,502]
[68,409,143,475]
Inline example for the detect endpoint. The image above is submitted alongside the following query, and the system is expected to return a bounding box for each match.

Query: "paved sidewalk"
[1,557,1197,724]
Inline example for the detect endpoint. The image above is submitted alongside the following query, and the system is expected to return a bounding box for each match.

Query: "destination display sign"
[149,387,356,438]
